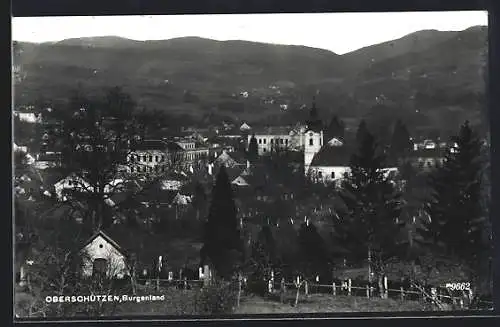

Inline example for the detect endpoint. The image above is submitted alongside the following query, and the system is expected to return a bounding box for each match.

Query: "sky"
[12,11,487,54]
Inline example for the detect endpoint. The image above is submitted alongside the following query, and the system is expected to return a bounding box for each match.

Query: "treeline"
[204,118,492,301]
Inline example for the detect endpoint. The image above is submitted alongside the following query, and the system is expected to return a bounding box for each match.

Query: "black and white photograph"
[12,11,494,318]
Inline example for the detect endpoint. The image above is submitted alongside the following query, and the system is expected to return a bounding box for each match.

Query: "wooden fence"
[132,276,493,310]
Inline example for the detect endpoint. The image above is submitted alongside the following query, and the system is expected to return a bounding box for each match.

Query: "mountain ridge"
[12,26,488,134]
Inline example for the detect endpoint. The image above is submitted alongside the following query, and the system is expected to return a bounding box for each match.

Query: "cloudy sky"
[12,11,487,54]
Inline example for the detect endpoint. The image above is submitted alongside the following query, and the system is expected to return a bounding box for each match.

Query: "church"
[248,98,398,185]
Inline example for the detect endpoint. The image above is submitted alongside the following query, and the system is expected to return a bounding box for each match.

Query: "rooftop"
[310,145,352,167]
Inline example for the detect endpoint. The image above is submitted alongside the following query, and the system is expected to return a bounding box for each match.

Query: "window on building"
[161,155,165,162]
[318,171,322,178]
[331,171,335,179]
[285,139,288,145]
[427,161,432,168]
[263,148,266,152]
[263,139,267,144]
[149,156,153,162]
[309,138,313,146]
[271,139,274,144]
[148,166,152,172]
[280,139,284,144]
[155,156,159,162]
[259,139,262,144]
[142,155,146,162]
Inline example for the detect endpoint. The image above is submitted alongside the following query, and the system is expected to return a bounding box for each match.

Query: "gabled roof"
[310,145,352,167]
[232,176,250,187]
[252,126,293,136]
[131,140,184,152]
[81,230,125,255]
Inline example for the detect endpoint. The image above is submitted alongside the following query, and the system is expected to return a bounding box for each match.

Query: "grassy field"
[235,293,432,314]
[15,283,445,318]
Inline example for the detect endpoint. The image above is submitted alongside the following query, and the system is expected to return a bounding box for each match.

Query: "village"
[13,92,468,304]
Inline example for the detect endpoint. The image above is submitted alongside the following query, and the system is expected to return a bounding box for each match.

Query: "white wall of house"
[309,166,351,184]
[81,235,128,279]
[308,166,399,184]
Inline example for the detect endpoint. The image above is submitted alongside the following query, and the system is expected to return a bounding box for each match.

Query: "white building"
[307,138,398,185]
[240,123,252,132]
[14,112,42,124]
[80,231,128,279]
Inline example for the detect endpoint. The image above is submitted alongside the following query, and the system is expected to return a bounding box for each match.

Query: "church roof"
[310,145,352,167]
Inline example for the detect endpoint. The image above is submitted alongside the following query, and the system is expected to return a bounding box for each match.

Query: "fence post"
[237,274,242,307]
[348,279,352,296]
[400,286,404,301]
[268,279,273,294]
[370,286,374,298]
[366,285,370,299]
[183,277,188,291]
[280,278,286,303]
[271,270,275,292]
[431,287,437,303]
[383,276,388,299]
[332,282,336,296]
[460,298,464,309]
[305,281,309,297]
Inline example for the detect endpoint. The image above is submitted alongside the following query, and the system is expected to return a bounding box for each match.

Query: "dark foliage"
[247,135,258,163]
[297,221,331,279]
[418,121,489,288]
[336,124,405,276]
[201,166,244,280]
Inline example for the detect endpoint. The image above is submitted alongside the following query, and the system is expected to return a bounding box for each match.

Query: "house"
[408,148,447,171]
[211,150,246,169]
[54,174,92,201]
[80,230,129,279]
[308,144,352,185]
[308,141,399,186]
[14,111,42,124]
[231,175,250,187]
[127,139,184,175]
[34,152,62,170]
[240,123,252,132]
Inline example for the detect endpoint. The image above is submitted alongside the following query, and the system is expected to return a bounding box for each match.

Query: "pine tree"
[191,182,207,220]
[389,120,413,160]
[336,127,404,289]
[248,134,258,163]
[201,165,244,280]
[250,224,276,280]
[298,220,330,279]
[326,115,345,141]
[418,121,487,286]
[355,119,369,145]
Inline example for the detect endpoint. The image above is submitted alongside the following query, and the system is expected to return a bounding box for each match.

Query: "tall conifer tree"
[248,135,258,163]
[418,121,487,289]
[336,125,404,291]
[201,165,244,280]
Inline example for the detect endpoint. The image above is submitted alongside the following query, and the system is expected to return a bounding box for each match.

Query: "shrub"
[245,278,268,297]
[194,280,238,315]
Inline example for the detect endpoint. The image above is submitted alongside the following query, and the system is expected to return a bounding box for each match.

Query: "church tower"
[304,130,324,174]
[303,97,324,174]
[305,96,323,133]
